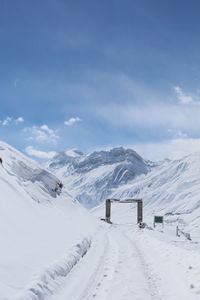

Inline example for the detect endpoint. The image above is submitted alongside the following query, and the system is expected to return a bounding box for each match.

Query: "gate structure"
[105,198,143,224]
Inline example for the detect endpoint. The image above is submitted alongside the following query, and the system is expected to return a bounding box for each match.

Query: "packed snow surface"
[53,204,200,300]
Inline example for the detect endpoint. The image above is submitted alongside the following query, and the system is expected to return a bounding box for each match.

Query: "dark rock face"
[72,147,148,174]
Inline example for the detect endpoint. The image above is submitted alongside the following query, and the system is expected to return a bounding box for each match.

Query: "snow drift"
[14,237,91,300]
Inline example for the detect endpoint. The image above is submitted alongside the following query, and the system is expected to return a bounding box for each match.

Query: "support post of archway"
[137,200,143,223]
[105,199,111,222]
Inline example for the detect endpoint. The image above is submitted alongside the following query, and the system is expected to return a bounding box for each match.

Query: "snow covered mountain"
[0,141,65,203]
[47,147,152,208]
[47,146,200,229]
[111,153,200,227]
[0,142,97,300]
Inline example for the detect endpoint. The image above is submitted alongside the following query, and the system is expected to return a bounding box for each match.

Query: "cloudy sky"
[1,0,200,160]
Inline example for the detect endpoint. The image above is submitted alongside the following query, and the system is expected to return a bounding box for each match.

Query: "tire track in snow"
[54,226,161,300]
[77,225,161,300]
[126,229,200,300]
[122,230,162,300]
[76,231,119,300]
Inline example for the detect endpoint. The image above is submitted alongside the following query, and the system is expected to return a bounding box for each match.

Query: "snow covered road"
[52,222,200,300]
[1,142,200,300]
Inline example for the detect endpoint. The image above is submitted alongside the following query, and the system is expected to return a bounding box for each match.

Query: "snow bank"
[13,237,91,300]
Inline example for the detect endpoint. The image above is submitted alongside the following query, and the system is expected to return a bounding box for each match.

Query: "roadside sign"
[154,216,163,227]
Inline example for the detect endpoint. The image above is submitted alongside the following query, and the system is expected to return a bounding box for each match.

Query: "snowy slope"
[47,147,151,208]
[111,153,200,229]
[0,141,65,203]
[0,142,98,300]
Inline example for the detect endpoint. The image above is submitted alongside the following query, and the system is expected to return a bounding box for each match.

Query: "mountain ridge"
[47,147,153,208]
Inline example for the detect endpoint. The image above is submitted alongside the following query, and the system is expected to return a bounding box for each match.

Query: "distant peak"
[64,149,84,158]
[47,148,84,169]
[52,149,84,160]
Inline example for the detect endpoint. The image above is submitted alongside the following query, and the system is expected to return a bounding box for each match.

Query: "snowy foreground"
[0,142,98,299]
[2,202,200,300]
[1,141,200,300]
[53,227,200,300]
[53,203,200,300]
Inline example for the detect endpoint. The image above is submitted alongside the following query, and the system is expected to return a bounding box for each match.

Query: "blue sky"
[1,0,200,160]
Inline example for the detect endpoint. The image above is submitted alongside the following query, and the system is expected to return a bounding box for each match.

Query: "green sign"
[154,216,163,223]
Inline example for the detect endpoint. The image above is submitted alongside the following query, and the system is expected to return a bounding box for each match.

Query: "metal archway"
[105,198,143,224]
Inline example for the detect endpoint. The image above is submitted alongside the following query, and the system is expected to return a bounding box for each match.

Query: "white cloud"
[0,116,24,127]
[61,72,200,133]
[64,117,81,126]
[15,117,24,124]
[25,146,56,159]
[174,86,194,104]
[1,117,12,126]
[60,73,200,148]
[167,129,188,139]
[95,100,200,136]
[133,138,200,161]
[24,124,59,144]
[40,124,55,135]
